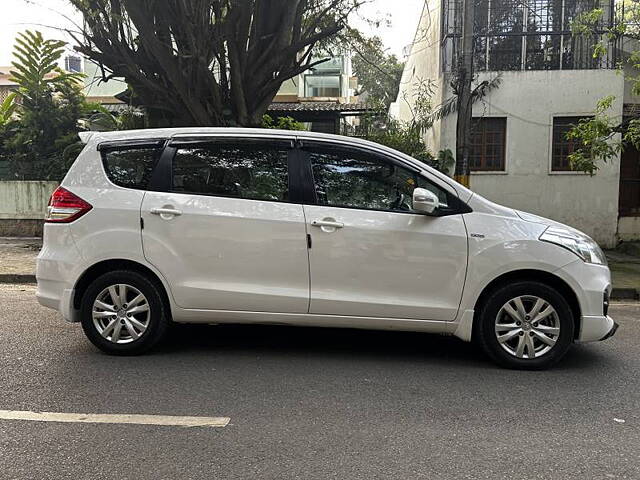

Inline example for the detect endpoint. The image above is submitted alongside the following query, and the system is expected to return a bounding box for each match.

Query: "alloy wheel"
[92,284,150,344]
[494,295,561,359]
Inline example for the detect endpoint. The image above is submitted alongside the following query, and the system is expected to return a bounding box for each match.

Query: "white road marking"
[0,410,230,428]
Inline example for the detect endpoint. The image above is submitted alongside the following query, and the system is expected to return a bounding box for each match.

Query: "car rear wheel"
[476,281,575,370]
[80,270,169,355]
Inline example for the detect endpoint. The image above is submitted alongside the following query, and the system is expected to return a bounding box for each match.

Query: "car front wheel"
[80,270,169,355]
[476,281,575,370]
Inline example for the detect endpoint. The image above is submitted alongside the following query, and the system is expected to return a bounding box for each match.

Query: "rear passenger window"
[102,147,162,190]
[172,142,290,202]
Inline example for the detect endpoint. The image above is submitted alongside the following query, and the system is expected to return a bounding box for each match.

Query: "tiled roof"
[0,67,17,86]
[268,102,378,113]
[0,67,70,86]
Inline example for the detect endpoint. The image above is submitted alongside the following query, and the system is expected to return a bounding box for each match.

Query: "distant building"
[393,0,640,247]
[81,59,128,110]
[270,55,375,134]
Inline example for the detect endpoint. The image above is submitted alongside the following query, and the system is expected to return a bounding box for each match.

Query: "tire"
[80,270,170,355]
[475,281,575,370]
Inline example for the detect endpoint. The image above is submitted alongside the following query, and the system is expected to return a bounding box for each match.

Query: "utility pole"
[454,0,475,188]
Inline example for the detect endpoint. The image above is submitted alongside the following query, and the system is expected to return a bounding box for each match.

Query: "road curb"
[611,288,639,301]
[0,274,36,284]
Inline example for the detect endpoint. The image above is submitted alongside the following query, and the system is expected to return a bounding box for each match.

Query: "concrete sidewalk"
[2,237,640,300]
[0,238,40,283]
[606,250,640,299]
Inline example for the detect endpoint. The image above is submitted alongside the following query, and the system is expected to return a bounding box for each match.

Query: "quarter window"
[308,147,449,212]
[172,142,290,202]
[102,146,163,190]
[470,117,507,172]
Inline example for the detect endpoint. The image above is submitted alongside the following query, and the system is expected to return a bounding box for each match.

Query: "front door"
[619,144,640,217]
[301,143,468,321]
[141,137,310,313]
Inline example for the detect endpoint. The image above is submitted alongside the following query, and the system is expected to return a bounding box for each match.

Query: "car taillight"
[45,187,92,223]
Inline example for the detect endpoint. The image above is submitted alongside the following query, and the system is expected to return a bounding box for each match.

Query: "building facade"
[270,55,372,134]
[393,0,638,247]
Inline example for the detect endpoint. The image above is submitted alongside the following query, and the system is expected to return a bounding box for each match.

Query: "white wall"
[0,181,58,220]
[619,217,640,242]
[436,70,624,247]
[392,0,443,125]
[393,1,633,248]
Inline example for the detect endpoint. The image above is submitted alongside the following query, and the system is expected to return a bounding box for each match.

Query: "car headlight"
[540,227,607,265]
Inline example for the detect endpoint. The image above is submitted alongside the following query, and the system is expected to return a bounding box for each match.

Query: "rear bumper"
[36,224,82,323]
[577,315,617,343]
[36,280,78,323]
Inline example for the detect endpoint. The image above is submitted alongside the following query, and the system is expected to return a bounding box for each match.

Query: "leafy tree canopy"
[2,31,90,180]
[567,2,640,174]
[350,33,404,110]
[69,0,366,128]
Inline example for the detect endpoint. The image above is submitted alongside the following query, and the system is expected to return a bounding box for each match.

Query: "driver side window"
[308,146,447,212]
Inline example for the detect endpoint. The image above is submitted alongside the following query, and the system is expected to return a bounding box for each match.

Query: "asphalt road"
[0,284,638,480]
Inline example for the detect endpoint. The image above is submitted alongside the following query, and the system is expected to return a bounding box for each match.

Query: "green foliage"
[350,33,404,110]
[10,31,83,109]
[61,106,150,165]
[1,31,89,180]
[435,149,456,176]
[357,76,449,174]
[571,9,605,36]
[84,107,148,132]
[366,121,433,164]
[0,93,17,127]
[261,114,306,131]
[566,116,621,175]
[567,5,640,173]
[361,117,459,174]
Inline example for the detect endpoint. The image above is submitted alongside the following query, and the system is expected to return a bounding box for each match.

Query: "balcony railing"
[442,0,622,72]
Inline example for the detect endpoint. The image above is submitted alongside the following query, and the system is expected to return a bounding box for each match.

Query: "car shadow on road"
[153,322,609,372]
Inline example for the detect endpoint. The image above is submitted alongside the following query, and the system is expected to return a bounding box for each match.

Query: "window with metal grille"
[551,116,592,171]
[442,0,618,72]
[470,117,507,172]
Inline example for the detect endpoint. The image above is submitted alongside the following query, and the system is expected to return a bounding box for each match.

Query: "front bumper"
[600,320,619,341]
[554,260,615,343]
[578,315,617,343]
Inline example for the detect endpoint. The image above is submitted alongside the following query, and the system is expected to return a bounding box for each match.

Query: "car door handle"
[312,220,344,229]
[150,208,183,217]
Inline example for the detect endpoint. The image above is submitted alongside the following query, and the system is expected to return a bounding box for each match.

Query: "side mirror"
[413,188,440,215]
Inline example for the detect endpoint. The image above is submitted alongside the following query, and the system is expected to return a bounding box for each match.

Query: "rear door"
[300,142,469,321]
[141,136,310,313]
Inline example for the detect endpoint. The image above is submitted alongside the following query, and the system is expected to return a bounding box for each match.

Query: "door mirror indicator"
[413,188,440,215]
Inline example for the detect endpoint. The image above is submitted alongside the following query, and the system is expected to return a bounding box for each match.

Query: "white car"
[36,128,617,369]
